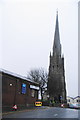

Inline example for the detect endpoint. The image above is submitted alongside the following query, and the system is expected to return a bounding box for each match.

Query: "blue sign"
[22,83,26,94]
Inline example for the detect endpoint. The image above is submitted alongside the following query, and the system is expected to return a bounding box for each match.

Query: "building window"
[31,89,35,97]
[76,99,80,102]
[9,83,13,86]
[68,99,70,102]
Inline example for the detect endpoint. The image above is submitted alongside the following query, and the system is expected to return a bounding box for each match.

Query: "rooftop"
[67,96,80,99]
[0,68,39,85]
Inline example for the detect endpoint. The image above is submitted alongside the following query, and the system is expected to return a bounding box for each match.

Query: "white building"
[67,96,74,104]
[67,96,80,108]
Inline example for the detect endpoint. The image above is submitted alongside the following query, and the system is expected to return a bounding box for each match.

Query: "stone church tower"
[47,12,66,103]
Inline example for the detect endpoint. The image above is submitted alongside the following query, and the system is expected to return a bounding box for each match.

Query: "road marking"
[54,114,58,116]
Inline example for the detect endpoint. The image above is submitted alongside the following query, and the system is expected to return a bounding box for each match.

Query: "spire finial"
[53,10,61,56]
[56,9,58,15]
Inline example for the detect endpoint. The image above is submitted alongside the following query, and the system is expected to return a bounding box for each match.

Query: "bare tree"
[27,68,48,100]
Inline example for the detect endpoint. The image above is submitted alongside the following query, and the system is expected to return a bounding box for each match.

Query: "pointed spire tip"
[56,9,58,15]
[50,52,51,56]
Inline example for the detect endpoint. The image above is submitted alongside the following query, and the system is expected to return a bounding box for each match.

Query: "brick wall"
[2,72,39,108]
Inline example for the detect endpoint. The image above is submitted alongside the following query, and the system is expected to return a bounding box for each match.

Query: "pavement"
[2,106,80,119]
[2,106,48,117]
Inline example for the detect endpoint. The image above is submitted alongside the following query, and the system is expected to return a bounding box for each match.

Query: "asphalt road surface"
[2,106,80,119]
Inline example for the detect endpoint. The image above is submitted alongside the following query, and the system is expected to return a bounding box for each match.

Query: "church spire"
[53,11,61,56]
[48,11,66,103]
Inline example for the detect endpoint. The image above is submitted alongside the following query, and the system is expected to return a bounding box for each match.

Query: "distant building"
[47,11,66,103]
[0,69,39,111]
[43,87,48,101]
[74,96,80,104]
[67,96,80,107]
[67,96,74,105]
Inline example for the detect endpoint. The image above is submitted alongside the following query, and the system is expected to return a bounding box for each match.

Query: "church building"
[47,11,66,103]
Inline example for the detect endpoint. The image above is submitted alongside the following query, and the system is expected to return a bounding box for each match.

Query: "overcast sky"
[0,0,78,97]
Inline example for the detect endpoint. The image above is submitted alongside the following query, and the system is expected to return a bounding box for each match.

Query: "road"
[2,106,80,119]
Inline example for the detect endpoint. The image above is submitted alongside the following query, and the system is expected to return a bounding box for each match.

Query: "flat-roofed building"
[0,69,39,111]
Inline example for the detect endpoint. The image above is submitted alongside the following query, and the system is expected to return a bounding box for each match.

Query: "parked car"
[35,101,42,107]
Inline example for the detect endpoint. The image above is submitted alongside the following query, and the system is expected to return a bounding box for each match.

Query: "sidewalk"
[2,106,37,115]
[2,106,48,116]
